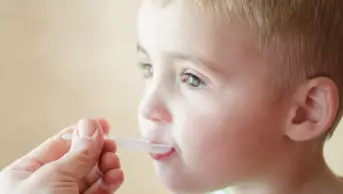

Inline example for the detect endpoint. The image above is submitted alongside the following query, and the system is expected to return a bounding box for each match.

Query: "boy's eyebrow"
[137,43,221,73]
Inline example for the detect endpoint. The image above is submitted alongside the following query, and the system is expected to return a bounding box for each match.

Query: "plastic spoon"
[61,134,173,154]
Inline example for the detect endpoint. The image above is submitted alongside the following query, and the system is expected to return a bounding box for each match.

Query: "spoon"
[61,133,173,154]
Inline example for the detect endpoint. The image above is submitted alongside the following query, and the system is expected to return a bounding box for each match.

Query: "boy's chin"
[153,164,216,194]
[158,177,207,194]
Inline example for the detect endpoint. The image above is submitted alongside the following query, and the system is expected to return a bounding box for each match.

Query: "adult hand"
[0,118,124,194]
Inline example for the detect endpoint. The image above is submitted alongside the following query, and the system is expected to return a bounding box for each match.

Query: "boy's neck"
[231,144,343,194]
[231,171,343,194]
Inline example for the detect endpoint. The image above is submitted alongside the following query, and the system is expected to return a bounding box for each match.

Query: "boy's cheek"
[174,104,274,154]
[173,114,233,159]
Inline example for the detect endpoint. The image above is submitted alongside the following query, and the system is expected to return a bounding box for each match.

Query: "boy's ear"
[286,77,339,141]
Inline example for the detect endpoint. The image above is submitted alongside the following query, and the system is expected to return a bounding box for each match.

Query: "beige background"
[0,1,342,194]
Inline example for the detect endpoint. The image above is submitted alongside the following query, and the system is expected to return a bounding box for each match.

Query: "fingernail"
[77,119,98,139]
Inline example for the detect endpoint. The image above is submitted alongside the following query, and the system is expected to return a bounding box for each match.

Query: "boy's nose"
[139,97,172,123]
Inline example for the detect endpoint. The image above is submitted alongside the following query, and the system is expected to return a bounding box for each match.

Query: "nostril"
[141,105,172,123]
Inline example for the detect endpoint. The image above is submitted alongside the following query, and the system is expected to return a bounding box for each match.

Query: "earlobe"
[286,77,339,142]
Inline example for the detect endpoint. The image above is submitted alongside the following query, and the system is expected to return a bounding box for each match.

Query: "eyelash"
[139,62,153,78]
[180,71,207,88]
[138,62,207,88]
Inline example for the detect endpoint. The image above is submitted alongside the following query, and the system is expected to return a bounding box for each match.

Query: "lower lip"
[150,148,175,160]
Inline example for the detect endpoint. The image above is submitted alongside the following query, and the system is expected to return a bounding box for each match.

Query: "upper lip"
[142,130,173,145]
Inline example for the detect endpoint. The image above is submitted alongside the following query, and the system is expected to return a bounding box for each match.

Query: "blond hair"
[152,0,343,136]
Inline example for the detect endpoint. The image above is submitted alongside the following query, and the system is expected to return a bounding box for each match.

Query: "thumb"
[31,119,104,181]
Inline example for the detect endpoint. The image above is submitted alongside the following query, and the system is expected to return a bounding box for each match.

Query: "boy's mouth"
[150,147,175,160]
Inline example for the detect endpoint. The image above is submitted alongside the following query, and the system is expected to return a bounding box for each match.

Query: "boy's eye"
[139,62,153,78]
[181,72,206,88]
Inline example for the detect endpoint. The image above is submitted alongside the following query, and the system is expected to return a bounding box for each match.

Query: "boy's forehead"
[142,0,227,14]
[138,0,260,68]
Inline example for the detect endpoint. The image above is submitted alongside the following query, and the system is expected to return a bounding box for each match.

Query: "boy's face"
[137,1,290,193]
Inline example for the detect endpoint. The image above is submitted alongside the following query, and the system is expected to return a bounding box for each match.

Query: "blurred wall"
[0,0,170,193]
[0,1,342,194]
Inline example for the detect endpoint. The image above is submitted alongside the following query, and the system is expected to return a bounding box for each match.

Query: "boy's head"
[137,0,343,193]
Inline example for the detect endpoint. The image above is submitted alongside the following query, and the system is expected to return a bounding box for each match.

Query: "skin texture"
[137,1,343,194]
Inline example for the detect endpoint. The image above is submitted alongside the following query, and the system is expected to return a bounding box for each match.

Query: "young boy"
[136,0,343,194]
